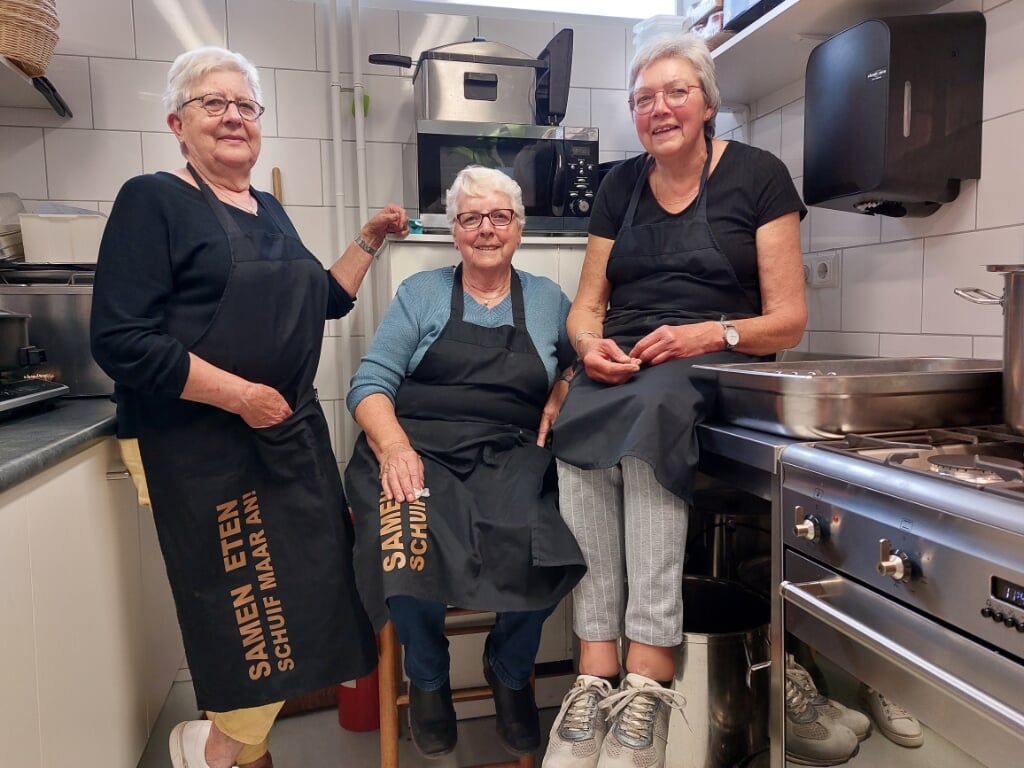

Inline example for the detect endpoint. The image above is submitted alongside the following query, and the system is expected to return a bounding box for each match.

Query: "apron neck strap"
[451,264,527,327]
[187,163,243,237]
[624,136,714,227]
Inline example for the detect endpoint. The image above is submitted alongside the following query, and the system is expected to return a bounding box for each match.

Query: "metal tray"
[694,357,1003,438]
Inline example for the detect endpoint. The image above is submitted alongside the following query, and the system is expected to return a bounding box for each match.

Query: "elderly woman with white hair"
[91,45,408,768]
[344,165,585,761]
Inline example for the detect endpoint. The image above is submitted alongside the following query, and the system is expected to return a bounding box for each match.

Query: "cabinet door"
[0,482,42,767]
[27,439,147,768]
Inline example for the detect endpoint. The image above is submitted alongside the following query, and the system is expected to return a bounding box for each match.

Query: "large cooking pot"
[955,264,1024,432]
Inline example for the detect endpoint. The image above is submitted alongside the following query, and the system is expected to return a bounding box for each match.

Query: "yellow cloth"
[117,438,284,761]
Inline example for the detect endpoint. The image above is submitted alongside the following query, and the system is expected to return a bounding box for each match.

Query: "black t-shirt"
[590,141,806,294]
[91,172,353,435]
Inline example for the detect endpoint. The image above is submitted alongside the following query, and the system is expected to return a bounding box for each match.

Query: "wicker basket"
[0,0,60,78]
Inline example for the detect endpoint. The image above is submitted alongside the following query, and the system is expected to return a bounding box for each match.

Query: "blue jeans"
[388,596,556,691]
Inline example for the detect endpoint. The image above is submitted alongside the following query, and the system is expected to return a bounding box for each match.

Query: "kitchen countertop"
[0,398,794,499]
[0,397,117,494]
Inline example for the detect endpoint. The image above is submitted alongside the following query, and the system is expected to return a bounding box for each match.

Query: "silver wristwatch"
[721,321,740,351]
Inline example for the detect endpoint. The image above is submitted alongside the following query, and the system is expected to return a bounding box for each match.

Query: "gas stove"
[813,425,1024,500]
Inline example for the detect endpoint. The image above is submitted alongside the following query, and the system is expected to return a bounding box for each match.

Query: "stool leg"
[378,621,401,768]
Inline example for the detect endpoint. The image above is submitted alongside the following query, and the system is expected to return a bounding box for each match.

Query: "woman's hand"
[629,323,715,366]
[580,338,641,385]
[361,204,410,246]
[238,382,293,428]
[377,442,426,503]
[537,370,573,446]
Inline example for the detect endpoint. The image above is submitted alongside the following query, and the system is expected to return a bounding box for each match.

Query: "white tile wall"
[3,0,1021,460]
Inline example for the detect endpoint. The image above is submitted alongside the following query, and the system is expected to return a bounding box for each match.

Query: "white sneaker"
[859,686,923,748]
[169,720,213,768]
[596,672,686,768]
[542,674,614,768]
[784,676,859,766]
[786,656,872,740]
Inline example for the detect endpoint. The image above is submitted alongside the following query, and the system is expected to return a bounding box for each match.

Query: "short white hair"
[444,166,526,229]
[628,33,720,139]
[163,46,262,113]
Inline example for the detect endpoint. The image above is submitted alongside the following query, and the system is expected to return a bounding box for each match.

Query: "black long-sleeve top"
[90,172,354,436]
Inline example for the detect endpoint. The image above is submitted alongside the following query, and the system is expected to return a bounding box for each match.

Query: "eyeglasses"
[455,209,515,229]
[180,94,265,121]
[629,84,703,115]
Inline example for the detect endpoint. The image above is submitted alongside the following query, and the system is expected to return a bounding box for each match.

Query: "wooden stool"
[378,610,537,768]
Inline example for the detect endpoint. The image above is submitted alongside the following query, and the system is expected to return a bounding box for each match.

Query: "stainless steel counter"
[697,422,800,500]
[0,397,117,494]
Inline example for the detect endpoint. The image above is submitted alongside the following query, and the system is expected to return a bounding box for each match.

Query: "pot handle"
[954,286,1003,305]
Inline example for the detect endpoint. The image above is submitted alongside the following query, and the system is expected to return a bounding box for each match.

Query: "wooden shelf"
[712,0,953,106]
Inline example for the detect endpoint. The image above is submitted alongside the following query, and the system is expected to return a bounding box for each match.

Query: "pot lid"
[414,39,544,78]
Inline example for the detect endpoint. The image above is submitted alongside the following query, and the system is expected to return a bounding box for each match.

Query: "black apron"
[134,166,376,712]
[553,140,761,503]
[344,266,585,630]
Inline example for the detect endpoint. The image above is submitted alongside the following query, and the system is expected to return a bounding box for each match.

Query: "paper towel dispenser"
[803,12,985,218]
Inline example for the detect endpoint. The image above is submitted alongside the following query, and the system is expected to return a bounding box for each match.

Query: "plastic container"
[337,667,381,732]
[19,212,106,263]
[633,15,692,50]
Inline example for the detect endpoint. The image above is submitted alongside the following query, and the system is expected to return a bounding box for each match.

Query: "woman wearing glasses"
[543,34,807,768]
[344,166,585,760]
[90,46,408,768]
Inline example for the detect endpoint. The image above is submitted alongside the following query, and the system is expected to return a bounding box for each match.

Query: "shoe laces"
[785,676,816,722]
[786,662,825,703]
[876,692,913,721]
[559,678,613,735]
[600,681,687,741]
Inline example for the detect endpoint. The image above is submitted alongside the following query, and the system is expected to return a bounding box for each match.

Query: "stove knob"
[793,505,822,543]
[992,610,1006,624]
[981,606,993,619]
[1005,615,1018,629]
[876,539,912,582]
[1016,621,1024,633]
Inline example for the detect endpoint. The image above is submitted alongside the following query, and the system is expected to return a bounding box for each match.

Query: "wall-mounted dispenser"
[803,12,985,218]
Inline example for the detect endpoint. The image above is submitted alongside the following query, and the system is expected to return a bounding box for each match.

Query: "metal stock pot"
[955,264,1024,432]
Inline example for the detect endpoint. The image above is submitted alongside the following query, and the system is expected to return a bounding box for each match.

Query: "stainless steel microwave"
[405,120,599,233]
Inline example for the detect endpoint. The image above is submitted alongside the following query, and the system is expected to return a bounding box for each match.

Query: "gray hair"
[444,166,526,229]
[628,33,720,139]
[163,46,262,113]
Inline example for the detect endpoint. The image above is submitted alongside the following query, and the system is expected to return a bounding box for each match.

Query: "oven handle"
[781,579,1024,736]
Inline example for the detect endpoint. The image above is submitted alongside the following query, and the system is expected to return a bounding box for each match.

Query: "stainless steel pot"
[955,264,1024,432]
[0,309,32,370]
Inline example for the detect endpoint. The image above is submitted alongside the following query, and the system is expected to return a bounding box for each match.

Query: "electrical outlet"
[804,252,839,290]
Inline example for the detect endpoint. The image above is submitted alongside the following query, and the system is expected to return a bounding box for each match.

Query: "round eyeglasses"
[455,209,515,229]
[629,84,703,115]
[180,94,265,121]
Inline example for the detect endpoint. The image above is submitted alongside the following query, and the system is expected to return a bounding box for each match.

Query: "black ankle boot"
[408,681,457,759]
[482,653,540,755]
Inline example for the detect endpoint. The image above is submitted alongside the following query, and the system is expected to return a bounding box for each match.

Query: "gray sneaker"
[595,672,686,768]
[859,686,923,748]
[786,656,872,741]
[785,675,859,766]
[542,674,614,768]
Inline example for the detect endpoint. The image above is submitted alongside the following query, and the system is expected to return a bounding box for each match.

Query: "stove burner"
[927,454,1017,484]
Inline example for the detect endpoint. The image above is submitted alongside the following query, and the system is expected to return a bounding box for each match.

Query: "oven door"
[780,550,1024,767]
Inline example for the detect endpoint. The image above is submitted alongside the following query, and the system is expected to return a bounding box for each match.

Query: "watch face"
[725,325,740,346]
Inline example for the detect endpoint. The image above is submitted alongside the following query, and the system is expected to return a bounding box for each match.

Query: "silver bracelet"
[354,236,379,257]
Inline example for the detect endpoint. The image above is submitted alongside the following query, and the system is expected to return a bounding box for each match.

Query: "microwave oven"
[406,120,600,232]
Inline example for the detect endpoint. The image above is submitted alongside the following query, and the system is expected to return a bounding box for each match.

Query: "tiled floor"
[139,680,559,768]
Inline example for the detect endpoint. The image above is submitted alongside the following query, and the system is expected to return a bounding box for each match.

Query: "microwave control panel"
[565,142,599,217]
